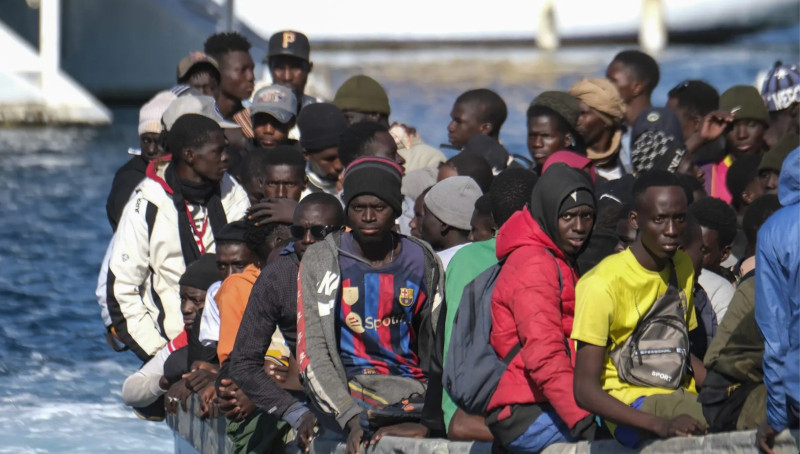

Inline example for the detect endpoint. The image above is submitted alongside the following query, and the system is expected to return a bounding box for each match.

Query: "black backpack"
[609,262,691,389]
[443,250,563,415]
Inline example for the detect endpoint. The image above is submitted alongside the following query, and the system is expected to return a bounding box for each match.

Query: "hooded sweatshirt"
[487,164,594,429]
[755,147,800,431]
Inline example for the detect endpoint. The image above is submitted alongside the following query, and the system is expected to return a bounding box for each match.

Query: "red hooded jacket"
[487,206,590,429]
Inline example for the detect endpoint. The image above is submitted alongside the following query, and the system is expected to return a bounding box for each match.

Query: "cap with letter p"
[267,30,310,62]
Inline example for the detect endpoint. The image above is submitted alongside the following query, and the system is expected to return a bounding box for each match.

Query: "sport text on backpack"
[609,261,690,389]
[443,250,563,415]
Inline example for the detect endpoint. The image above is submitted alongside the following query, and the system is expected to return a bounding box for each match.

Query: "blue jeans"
[614,396,647,448]
[505,407,576,453]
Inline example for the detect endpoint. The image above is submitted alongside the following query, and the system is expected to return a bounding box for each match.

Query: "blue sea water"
[0,27,797,452]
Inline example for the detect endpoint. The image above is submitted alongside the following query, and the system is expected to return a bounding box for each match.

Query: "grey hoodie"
[296,231,444,430]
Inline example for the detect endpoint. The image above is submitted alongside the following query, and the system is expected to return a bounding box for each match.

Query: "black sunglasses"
[290,224,341,240]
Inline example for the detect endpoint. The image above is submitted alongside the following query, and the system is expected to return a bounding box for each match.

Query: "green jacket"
[703,274,764,384]
[441,238,498,430]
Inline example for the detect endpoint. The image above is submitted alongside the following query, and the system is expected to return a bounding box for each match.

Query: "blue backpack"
[443,251,562,415]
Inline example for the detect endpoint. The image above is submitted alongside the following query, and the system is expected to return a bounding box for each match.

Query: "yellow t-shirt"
[572,248,697,406]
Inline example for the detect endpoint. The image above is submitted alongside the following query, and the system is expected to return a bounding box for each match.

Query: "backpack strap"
[502,343,522,365]
[667,259,678,288]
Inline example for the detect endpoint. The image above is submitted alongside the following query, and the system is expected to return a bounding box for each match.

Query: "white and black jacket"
[107,157,249,361]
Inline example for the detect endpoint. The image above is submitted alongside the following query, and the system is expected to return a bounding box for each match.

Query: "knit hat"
[401,166,437,201]
[568,78,625,125]
[531,91,581,129]
[162,95,240,131]
[178,253,219,291]
[630,107,687,174]
[297,103,348,151]
[139,91,177,135]
[720,85,769,125]
[250,85,297,124]
[176,51,219,81]
[333,75,391,116]
[761,61,800,112]
[759,132,800,173]
[268,30,310,61]
[558,187,595,216]
[462,135,508,174]
[216,220,248,243]
[424,176,483,231]
[342,157,404,214]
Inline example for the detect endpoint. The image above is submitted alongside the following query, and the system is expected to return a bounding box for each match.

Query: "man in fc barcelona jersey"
[296,157,444,452]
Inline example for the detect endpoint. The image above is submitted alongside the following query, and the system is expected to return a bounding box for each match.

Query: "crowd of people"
[96,29,800,454]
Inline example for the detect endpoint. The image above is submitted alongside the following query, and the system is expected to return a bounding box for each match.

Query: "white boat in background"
[232,0,798,44]
[0,0,796,108]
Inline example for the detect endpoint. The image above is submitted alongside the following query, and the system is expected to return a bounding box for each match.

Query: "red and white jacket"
[106,156,249,361]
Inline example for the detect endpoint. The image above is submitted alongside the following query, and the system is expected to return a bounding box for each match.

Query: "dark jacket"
[704,273,762,384]
[106,155,148,231]
[228,251,303,419]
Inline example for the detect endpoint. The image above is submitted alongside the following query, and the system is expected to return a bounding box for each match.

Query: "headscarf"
[568,78,625,125]
[569,78,626,163]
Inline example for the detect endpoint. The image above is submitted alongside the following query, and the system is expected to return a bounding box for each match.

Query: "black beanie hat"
[216,219,248,242]
[559,188,596,216]
[342,157,404,215]
[297,103,348,151]
[178,253,219,291]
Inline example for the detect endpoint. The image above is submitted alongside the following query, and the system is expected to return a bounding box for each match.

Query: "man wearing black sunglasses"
[228,192,344,453]
[297,157,445,453]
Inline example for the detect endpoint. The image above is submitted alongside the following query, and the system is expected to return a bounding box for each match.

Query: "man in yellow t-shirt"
[572,171,708,448]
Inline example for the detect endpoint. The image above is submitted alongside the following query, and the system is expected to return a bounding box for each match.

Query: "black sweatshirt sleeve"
[420,295,446,437]
[228,260,300,419]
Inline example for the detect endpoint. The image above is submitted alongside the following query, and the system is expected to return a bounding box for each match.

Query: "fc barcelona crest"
[399,288,415,307]
[343,287,359,306]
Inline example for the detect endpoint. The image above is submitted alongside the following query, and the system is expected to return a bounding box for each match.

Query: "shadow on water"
[0,29,796,451]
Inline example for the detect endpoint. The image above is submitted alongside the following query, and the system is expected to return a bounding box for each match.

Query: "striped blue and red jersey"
[336,233,428,381]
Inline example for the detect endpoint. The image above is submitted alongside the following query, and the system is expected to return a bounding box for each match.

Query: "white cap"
[162,95,240,131]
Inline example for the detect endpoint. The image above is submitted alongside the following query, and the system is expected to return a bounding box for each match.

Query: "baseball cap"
[267,30,310,62]
[176,51,219,81]
[250,85,297,124]
[139,91,177,135]
[162,95,240,131]
[630,107,686,174]
[761,61,800,112]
